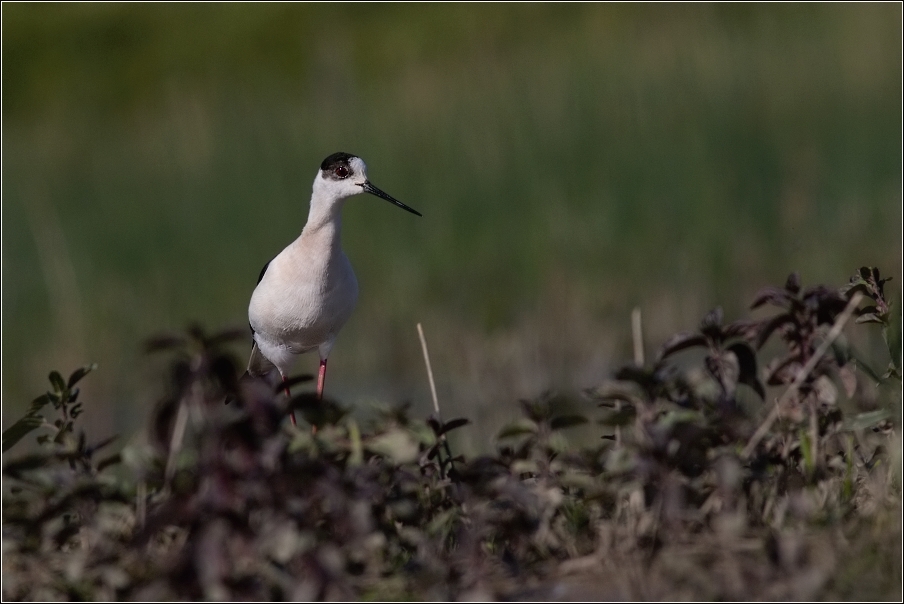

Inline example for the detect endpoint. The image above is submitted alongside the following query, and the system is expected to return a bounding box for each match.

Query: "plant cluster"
[2,268,900,600]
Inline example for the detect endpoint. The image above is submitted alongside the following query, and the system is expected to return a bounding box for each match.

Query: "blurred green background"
[2,4,901,450]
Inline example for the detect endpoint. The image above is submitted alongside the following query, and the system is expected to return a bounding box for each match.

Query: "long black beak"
[360,181,422,217]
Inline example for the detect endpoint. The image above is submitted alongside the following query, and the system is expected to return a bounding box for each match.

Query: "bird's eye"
[335,166,349,178]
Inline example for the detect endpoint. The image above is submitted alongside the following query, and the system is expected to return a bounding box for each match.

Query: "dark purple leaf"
[755,312,794,349]
[728,342,765,399]
[765,355,799,385]
[426,443,442,460]
[750,286,790,310]
[48,371,65,393]
[2,415,44,452]
[613,365,665,393]
[67,363,98,389]
[723,319,760,341]
[700,307,724,338]
[28,393,52,414]
[440,418,470,435]
[658,332,708,361]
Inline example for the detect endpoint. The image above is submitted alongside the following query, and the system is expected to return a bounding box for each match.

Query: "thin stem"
[742,293,863,459]
[417,323,440,415]
[417,322,455,478]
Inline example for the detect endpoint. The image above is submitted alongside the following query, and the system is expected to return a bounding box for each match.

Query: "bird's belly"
[249,270,359,355]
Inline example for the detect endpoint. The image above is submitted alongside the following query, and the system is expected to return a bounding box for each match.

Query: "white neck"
[300,180,350,257]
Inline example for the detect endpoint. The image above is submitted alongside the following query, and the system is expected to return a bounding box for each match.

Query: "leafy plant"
[2,268,900,601]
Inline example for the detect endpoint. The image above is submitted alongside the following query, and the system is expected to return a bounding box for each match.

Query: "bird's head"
[314,152,421,216]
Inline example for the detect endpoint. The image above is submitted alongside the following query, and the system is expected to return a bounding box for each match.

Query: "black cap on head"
[321,152,357,172]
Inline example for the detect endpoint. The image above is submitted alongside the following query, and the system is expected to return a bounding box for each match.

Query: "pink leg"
[317,358,328,400]
[282,374,296,426]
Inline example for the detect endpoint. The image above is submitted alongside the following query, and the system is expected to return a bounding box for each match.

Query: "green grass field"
[2,4,901,449]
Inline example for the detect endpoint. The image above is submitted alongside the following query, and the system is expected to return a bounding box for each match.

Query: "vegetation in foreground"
[2,268,901,600]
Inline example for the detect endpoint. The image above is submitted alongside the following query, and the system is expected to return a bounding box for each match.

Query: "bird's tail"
[224,342,278,406]
[246,341,276,378]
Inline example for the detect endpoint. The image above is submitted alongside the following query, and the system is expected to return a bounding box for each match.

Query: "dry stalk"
[742,292,863,459]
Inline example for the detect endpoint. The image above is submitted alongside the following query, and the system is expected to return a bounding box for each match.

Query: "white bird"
[247,152,421,424]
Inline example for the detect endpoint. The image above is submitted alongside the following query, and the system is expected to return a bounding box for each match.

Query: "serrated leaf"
[658,332,708,361]
[765,355,799,385]
[28,394,52,414]
[550,415,588,430]
[440,418,470,435]
[755,312,794,349]
[723,319,759,341]
[751,286,790,309]
[48,371,65,393]
[613,365,661,391]
[67,363,98,389]
[2,415,44,452]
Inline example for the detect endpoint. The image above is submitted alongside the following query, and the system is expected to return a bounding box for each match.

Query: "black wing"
[257,258,272,284]
[249,257,275,341]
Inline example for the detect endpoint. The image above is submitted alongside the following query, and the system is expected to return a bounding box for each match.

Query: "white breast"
[248,237,359,374]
